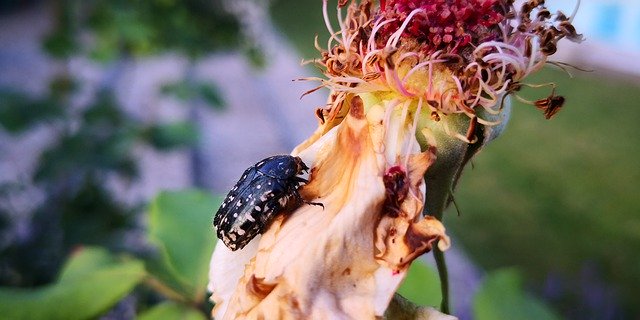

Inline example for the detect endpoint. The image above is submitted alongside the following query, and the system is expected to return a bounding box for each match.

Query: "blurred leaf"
[0,205,65,287]
[49,76,77,100]
[35,92,140,181]
[0,89,64,133]
[34,129,138,182]
[43,31,77,59]
[147,190,221,301]
[57,246,123,282]
[113,8,153,50]
[161,81,193,101]
[161,80,225,110]
[43,0,251,60]
[244,45,266,69]
[60,181,135,250]
[42,2,79,59]
[397,260,442,308]
[84,0,243,59]
[82,91,131,127]
[89,31,120,62]
[144,122,199,151]
[86,1,121,62]
[138,301,207,320]
[474,268,561,320]
[0,247,145,320]
[270,0,330,60]
[385,293,450,320]
[196,83,224,110]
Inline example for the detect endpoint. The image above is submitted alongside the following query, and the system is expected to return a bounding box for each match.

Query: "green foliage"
[0,0,251,317]
[147,190,221,301]
[197,83,226,109]
[35,91,140,182]
[42,2,80,58]
[245,45,267,69]
[0,190,221,319]
[49,75,78,100]
[474,269,561,320]
[0,89,64,133]
[447,68,640,316]
[0,247,145,320]
[138,301,208,320]
[0,84,208,286]
[59,180,136,250]
[143,122,199,151]
[270,0,331,60]
[397,262,561,319]
[397,260,442,308]
[44,0,244,60]
[161,80,225,110]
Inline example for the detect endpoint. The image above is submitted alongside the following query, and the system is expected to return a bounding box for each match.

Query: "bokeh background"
[0,0,639,319]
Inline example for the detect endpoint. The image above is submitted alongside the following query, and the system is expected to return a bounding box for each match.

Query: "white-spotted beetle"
[213,155,320,251]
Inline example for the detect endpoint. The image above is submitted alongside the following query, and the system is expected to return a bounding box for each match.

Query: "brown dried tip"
[315,107,326,124]
[349,95,365,119]
[246,275,276,300]
[465,116,478,143]
[535,95,565,119]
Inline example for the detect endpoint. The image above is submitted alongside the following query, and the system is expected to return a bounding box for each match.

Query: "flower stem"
[433,246,450,314]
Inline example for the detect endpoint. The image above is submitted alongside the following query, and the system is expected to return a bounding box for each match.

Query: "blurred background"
[0,0,638,319]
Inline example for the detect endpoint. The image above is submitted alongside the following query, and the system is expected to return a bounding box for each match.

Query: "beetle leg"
[306,200,324,209]
[292,189,324,209]
[301,193,324,209]
[294,176,309,184]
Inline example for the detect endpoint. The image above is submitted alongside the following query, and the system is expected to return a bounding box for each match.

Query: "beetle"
[213,155,320,251]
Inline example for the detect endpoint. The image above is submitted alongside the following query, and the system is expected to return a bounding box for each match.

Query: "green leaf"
[59,181,135,250]
[147,190,221,301]
[0,247,145,320]
[397,260,442,308]
[161,81,194,101]
[138,301,207,320]
[42,1,79,59]
[0,89,64,134]
[57,246,117,282]
[144,122,199,150]
[196,83,225,110]
[42,28,77,59]
[161,80,225,110]
[474,268,561,320]
[244,45,266,69]
[49,76,77,99]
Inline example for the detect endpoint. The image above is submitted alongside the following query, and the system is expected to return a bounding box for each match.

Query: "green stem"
[144,276,190,304]
[433,246,450,314]
[430,191,452,315]
[424,181,452,315]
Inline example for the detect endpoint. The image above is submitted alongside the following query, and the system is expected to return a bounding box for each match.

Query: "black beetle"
[213,155,320,251]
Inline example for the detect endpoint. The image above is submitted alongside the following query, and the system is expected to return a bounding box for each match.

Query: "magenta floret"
[379,0,506,54]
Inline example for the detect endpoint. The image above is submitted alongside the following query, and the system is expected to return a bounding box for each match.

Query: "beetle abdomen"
[213,155,310,251]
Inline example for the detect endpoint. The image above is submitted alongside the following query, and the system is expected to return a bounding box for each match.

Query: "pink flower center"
[379,0,506,54]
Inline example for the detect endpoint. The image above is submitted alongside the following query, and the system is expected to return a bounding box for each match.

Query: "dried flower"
[209,1,581,319]
[308,0,583,137]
